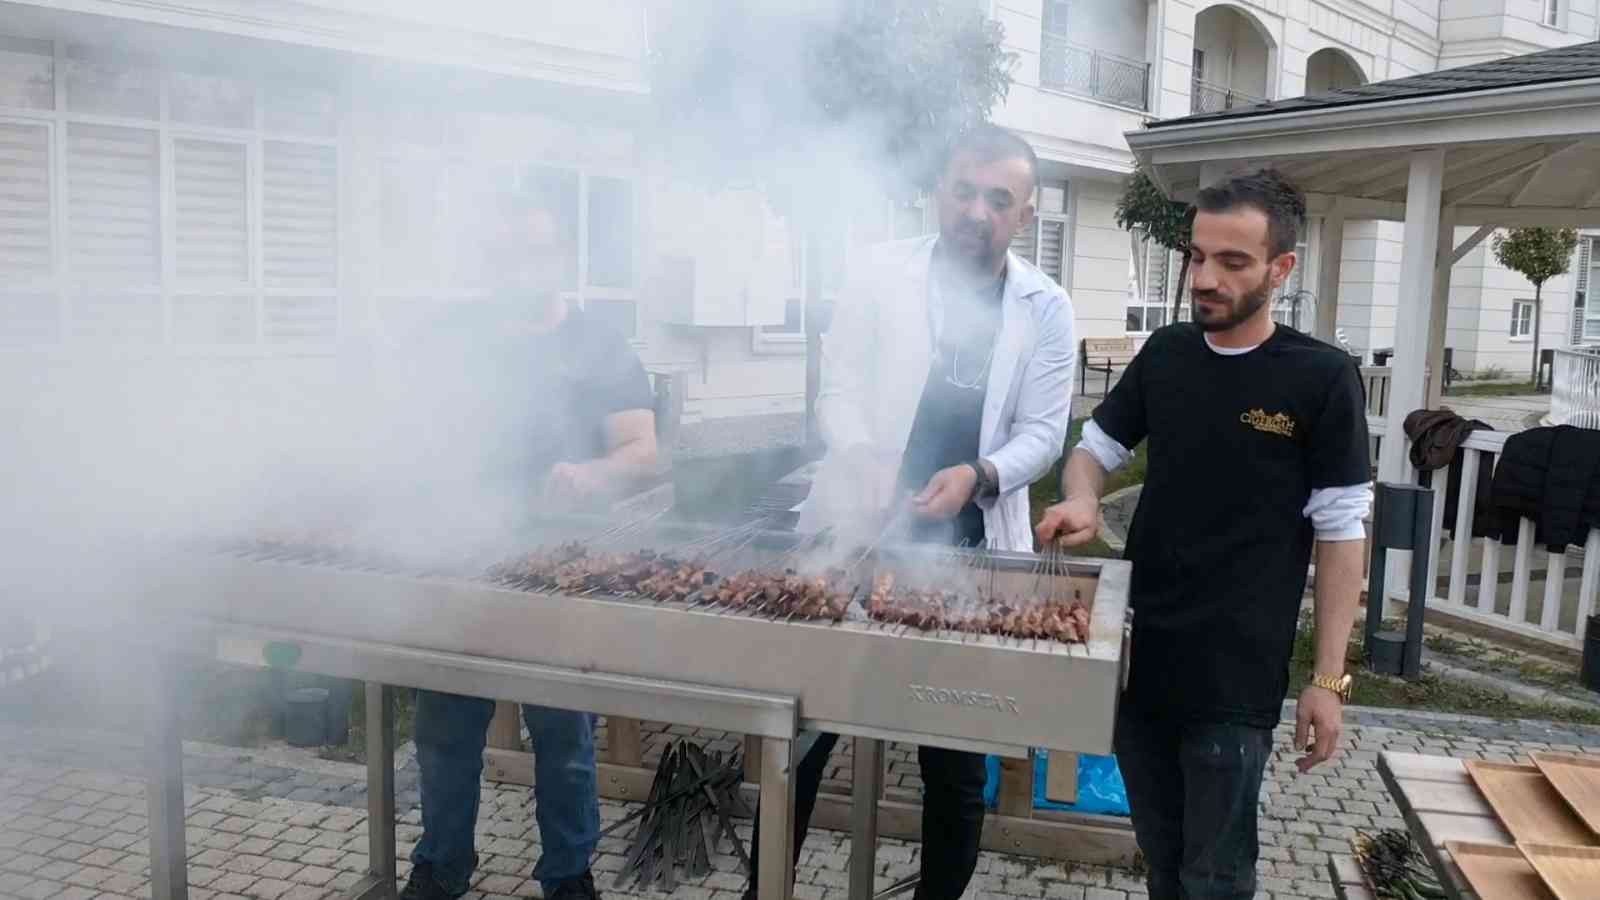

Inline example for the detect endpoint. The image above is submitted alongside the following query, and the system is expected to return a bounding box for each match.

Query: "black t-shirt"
[1093,323,1369,727]
[407,303,653,497]
[897,272,1004,547]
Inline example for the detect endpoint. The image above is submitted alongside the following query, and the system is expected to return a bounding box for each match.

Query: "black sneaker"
[399,863,455,900]
[546,871,600,900]
[400,856,480,900]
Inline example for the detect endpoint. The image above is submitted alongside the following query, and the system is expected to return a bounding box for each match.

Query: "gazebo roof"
[1154,41,1600,128]
[1124,42,1600,226]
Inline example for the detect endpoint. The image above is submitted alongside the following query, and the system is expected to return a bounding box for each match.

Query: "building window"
[0,32,340,349]
[372,142,638,338]
[1009,179,1070,287]
[1511,300,1535,339]
[1583,236,1600,341]
[1127,233,1177,334]
[758,232,842,343]
[1271,237,1313,331]
[1545,0,1561,27]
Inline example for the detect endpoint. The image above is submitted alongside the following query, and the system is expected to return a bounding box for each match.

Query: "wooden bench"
[1081,337,1138,397]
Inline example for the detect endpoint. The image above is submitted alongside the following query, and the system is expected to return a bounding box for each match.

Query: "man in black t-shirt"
[400,188,657,900]
[1037,170,1371,900]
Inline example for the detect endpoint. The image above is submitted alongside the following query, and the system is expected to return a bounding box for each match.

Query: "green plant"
[1356,830,1446,899]
[1491,227,1579,382]
[1115,165,1193,322]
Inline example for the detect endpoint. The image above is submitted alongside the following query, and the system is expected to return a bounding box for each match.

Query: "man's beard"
[1191,276,1271,333]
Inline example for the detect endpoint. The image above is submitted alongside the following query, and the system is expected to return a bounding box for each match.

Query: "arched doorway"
[1305,47,1367,94]
[1191,5,1276,114]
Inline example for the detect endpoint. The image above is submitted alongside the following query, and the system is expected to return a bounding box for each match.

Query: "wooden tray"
[1531,752,1600,837]
[1463,760,1596,845]
[1445,841,1554,900]
[1519,842,1600,900]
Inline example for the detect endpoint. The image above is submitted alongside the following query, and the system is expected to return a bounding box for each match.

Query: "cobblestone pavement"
[4,705,1600,900]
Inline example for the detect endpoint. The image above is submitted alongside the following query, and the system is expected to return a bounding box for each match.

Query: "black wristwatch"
[966,460,998,499]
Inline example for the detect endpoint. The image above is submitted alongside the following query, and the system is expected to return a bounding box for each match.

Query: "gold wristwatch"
[1310,672,1353,703]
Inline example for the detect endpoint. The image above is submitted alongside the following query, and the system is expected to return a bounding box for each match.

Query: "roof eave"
[1125,78,1600,172]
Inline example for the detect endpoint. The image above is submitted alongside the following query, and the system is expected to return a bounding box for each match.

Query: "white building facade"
[0,0,1596,428]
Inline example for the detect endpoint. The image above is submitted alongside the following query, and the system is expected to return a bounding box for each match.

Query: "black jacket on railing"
[1489,425,1600,553]
[1403,408,1496,540]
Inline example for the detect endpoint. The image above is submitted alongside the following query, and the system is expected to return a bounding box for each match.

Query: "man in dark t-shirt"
[401,189,656,900]
[1037,170,1371,900]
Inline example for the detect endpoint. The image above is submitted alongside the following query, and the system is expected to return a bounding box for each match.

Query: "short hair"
[942,124,1041,200]
[1195,168,1307,258]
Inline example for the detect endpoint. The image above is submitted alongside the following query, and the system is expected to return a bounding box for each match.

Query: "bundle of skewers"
[607,739,751,892]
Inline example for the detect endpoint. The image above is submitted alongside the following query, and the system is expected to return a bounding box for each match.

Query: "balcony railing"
[1190,77,1265,115]
[1552,346,1600,430]
[1040,34,1150,112]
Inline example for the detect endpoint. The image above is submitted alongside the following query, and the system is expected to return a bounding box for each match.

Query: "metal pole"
[758,737,796,900]
[1363,487,1390,648]
[146,656,188,900]
[353,682,397,900]
[1404,489,1436,680]
[849,738,884,900]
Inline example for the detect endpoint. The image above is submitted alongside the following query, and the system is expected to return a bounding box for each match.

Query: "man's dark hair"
[943,124,1041,199]
[1195,168,1306,258]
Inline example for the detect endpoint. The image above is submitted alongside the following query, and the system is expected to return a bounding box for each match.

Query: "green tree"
[648,0,1014,446]
[1115,165,1194,324]
[1491,227,1579,383]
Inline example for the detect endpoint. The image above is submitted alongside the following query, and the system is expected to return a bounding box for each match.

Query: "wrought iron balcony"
[1040,34,1150,112]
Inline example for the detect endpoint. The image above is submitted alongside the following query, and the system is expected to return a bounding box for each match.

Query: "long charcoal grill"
[135,520,1130,900]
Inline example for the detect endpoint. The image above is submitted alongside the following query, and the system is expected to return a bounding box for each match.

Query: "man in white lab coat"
[751,125,1078,899]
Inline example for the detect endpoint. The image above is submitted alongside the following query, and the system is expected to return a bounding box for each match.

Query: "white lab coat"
[798,236,1078,552]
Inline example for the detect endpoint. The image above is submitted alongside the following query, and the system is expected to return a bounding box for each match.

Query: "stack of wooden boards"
[1449,752,1600,898]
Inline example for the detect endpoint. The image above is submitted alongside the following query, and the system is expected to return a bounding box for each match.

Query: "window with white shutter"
[173,139,247,283]
[172,138,251,343]
[0,121,52,282]
[263,141,337,343]
[67,122,162,341]
[68,123,160,285]
[1007,178,1070,285]
[1583,237,1600,342]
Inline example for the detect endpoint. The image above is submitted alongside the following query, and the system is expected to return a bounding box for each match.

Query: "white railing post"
[1446,449,1480,608]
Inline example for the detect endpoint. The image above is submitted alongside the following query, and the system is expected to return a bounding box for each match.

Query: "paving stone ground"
[5,705,1600,900]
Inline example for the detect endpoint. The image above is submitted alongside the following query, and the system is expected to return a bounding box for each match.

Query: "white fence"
[1552,346,1600,430]
[1379,424,1600,650]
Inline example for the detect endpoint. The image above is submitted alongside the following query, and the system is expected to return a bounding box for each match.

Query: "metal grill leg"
[849,738,883,900]
[146,658,188,900]
[352,682,397,899]
[758,737,795,900]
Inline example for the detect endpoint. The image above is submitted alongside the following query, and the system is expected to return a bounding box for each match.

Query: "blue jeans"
[1112,702,1272,900]
[410,690,600,896]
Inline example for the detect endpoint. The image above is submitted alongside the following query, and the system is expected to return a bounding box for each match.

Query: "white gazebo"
[1124,43,1600,650]
[1124,41,1600,487]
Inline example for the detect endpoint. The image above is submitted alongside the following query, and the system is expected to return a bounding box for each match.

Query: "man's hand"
[1035,496,1101,547]
[1294,684,1343,773]
[545,461,607,504]
[912,464,977,520]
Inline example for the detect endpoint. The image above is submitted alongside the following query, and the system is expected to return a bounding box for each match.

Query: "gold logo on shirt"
[1241,408,1296,438]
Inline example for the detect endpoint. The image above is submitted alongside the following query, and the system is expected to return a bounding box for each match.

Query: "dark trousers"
[747,733,988,900]
[1113,702,1272,900]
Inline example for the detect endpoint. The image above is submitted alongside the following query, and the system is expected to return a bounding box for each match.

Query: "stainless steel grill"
[135,519,1131,900]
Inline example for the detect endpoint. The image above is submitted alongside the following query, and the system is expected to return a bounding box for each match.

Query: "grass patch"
[1289,617,1600,725]
[1027,418,1148,559]
[1443,380,1540,397]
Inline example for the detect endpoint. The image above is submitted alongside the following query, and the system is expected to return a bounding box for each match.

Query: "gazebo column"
[1377,149,1445,487]
[1314,211,1345,342]
[1424,206,1458,411]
